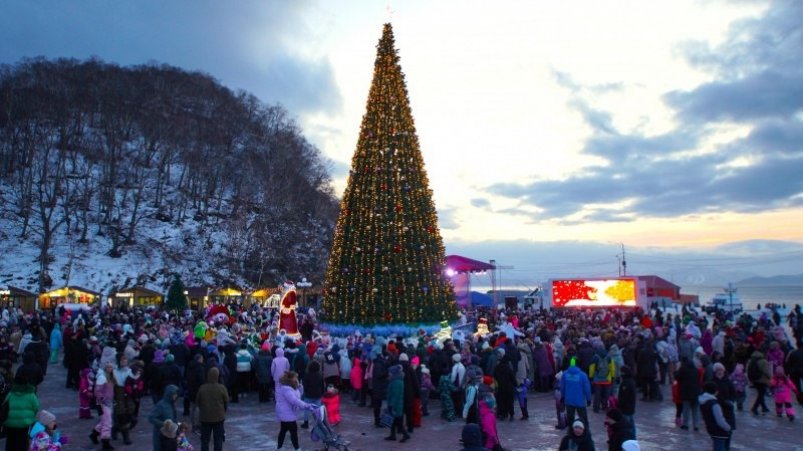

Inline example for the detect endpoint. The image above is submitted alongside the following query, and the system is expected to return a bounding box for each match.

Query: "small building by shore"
[1,286,38,312]
[110,286,164,308]
[38,286,101,309]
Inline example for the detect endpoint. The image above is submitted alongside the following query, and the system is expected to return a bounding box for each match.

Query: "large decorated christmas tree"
[322,23,457,327]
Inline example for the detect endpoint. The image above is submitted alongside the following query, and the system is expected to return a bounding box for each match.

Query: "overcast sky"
[2,0,802,286]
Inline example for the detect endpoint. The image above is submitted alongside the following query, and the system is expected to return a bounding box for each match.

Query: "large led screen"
[551,278,637,308]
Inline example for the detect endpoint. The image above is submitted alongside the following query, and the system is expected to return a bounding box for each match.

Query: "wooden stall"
[111,286,164,308]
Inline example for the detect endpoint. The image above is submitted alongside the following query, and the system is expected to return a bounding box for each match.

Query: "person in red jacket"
[321,385,341,426]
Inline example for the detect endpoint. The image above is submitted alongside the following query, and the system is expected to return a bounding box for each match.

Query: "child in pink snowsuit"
[349,357,363,404]
[79,367,94,419]
[771,366,798,421]
[321,385,341,426]
[478,389,500,450]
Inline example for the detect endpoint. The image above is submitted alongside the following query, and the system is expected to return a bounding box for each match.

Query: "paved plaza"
[14,361,802,451]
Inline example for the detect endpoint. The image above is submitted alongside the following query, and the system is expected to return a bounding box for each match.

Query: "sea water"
[683,285,803,310]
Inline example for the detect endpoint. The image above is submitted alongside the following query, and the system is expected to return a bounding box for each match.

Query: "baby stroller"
[310,406,350,451]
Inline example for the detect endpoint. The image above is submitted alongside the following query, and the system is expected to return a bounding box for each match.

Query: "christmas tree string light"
[322,23,457,326]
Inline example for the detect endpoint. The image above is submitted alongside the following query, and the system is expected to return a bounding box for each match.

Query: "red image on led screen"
[551,279,637,308]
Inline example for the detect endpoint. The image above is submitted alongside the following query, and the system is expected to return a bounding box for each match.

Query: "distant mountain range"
[736,274,803,286]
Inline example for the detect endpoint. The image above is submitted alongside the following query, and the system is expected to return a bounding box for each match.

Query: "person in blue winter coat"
[49,323,62,364]
[560,358,592,431]
[148,384,178,451]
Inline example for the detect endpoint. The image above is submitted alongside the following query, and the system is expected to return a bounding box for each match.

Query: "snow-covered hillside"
[0,59,338,296]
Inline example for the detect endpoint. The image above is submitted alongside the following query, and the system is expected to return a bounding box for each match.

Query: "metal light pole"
[297,277,312,307]
[609,241,626,276]
[725,282,737,312]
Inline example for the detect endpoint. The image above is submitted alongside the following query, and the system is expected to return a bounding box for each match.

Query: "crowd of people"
[0,300,801,451]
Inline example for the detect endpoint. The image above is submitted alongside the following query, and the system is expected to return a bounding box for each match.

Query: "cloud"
[445,238,803,283]
[437,207,459,230]
[483,1,803,223]
[470,198,491,208]
[0,0,341,115]
[327,159,351,180]
[715,239,803,255]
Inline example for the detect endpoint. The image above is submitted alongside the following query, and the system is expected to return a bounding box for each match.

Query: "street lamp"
[297,277,312,307]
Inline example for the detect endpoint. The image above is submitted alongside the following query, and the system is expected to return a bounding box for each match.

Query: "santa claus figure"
[279,281,300,337]
[474,318,490,338]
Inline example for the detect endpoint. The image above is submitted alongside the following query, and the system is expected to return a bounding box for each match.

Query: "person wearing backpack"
[590,347,614,413]
[747,351,771,416]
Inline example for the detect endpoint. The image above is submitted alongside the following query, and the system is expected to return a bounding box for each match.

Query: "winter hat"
[261,341,270,352]
[606,408,624,423]
[713,362,726,373]
[36,410,56,426]
[482,375,494,386]
[452,353,462,363]
[420,365,430,375]
[160,419,178,439]
[166,353,175,363]
[388,364,403,378]
[572,419,585,430]
[622,440,641,451]
[411,355,420,366]
[399,353,409,362]
[153,349,165,363]
[496,348,505,356]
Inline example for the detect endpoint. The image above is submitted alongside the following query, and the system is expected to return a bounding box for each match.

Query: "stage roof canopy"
[445,255,495,274]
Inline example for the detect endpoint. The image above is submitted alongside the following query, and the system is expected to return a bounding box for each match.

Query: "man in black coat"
[493,355,517,421]
[185,354,206,421]
[576,340,595,376]
[786,342,803,403]
[399,354,420,433]
[371,352,389,427]
[23,332,49,376]
[617,365,638,431]
[636,340,660,401]
[675,357,701,431]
